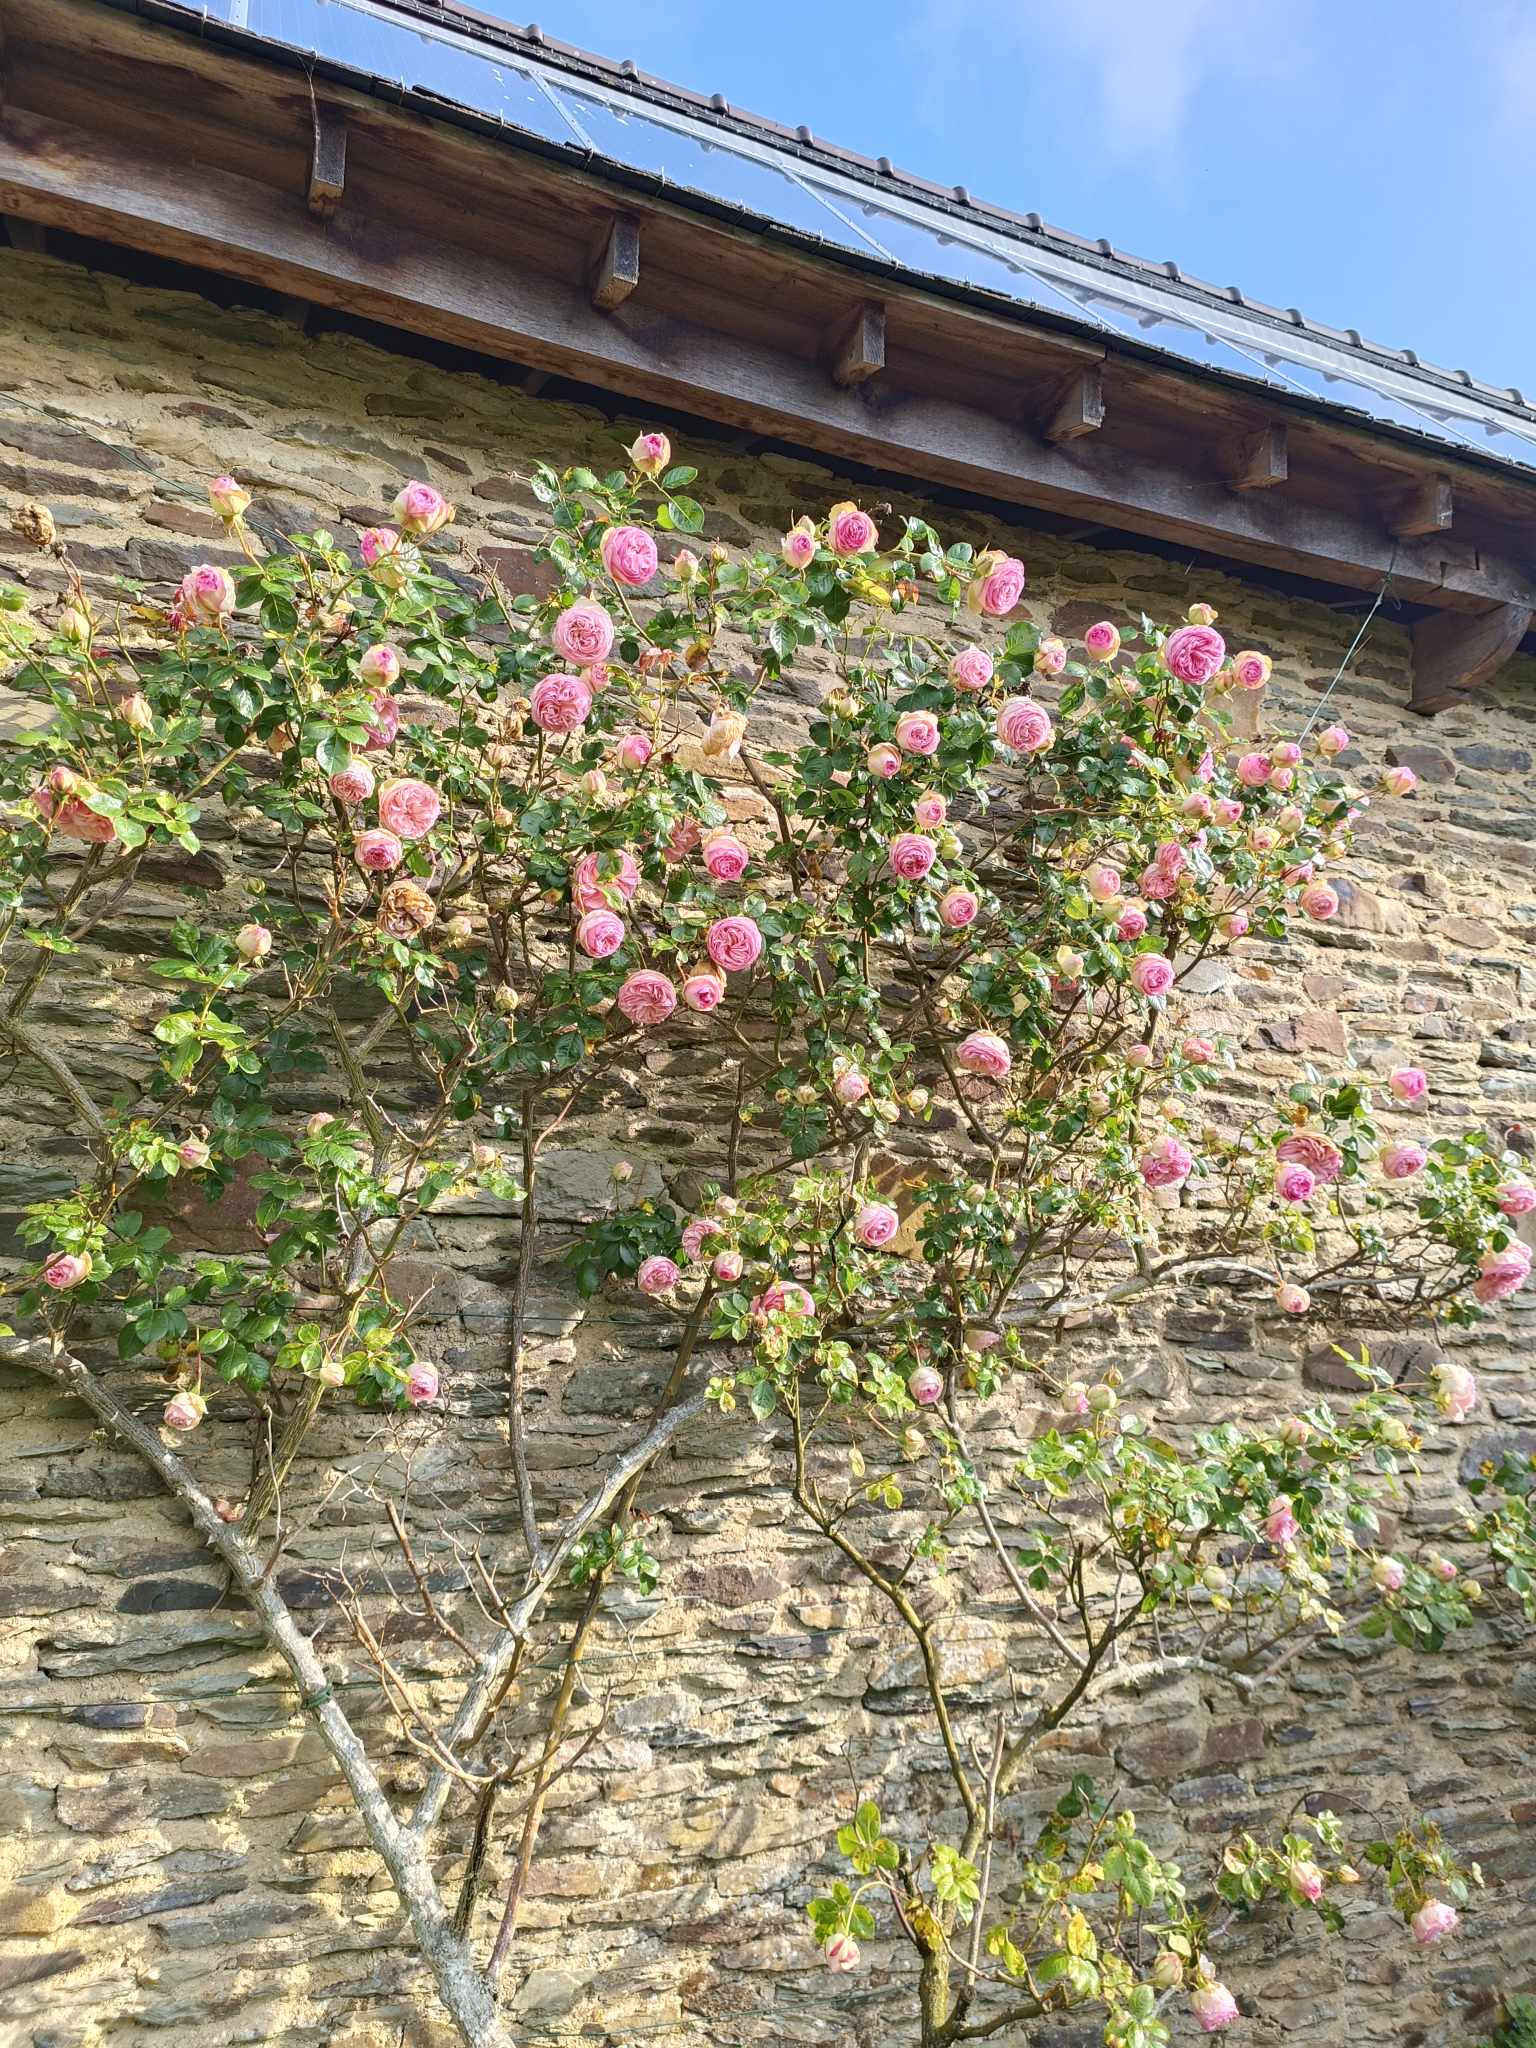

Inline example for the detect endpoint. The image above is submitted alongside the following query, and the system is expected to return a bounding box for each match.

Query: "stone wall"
[1,242,1533,2048]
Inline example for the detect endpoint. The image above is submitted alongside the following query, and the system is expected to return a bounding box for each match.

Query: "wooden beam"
[2,106,1533,619]
[1042,366,1104,444]
[1227,423,1288,492]
[4,215,46,252]
[590,214,640,312]
[1410,602,1533,714]
[307,106,346,220]
[829,301,885,389]
[1386,474,1453,539]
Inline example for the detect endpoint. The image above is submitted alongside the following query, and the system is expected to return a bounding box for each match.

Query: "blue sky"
[495,0,1533,393]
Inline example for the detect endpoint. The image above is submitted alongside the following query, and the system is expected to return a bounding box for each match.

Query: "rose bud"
[1186,602,1219,626]
[163,1388,207,1431]
[178,1137,211,1170]
[236,923,272,962]
[117,691,153,731]
[628,431,671,477]
[208,475,252,522]
[305,1112,335,1139]
[58,606,94,649]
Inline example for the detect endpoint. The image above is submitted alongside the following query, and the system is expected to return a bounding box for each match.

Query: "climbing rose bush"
[1,444,1532,2048]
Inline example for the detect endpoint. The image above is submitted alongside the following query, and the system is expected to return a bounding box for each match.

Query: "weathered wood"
[829,301,885,388]
[1228,423,1288,492]
[307,105,345,219]
[1042,366,1104,444]
[590,214,639,312]
[1386,474,1454,538]
[1410,602,1533,714]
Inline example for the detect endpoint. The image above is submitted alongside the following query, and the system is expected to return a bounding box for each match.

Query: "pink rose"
[1432,1360,1478,1420]
[1430,1555,1458,1582]
[1317,723,1352,758]
[1033,636,1067,676]
[663,817,701,865]
[753,1279,815,1320]
[995,697,1053,754]
[628,431,671,476]
[1154,839,1186,879]
[378,778,441,840]
[1277,1133,1343,1184]
[42,1251,91,1290]
[617,971,677,1027]
[34,783,117,843]
[1410,1900,1459,1946]
[1265,1494,1299,1547]
[855,1201,899,1248]
[1083,620,1120,660]
[355,828,403,872]
[824,1933,861,1973]
[1162,624,1226,686]
[781,521,817,571]
[1380,1140,1427,1179]
[948,645,994,692]
[828,502,878,555]
[637,1255,680,1296]
[178,1136,211,1170]
[406,1361,440,1404]
[1275,1162,1316,1204]
[1117,905,1148,941]
[1220,908,1250,938]
[713,1248,744,1282]
[1275,1280,1311,1315]
[600,524,659,587]
[957,1031,1011,1079]
[573,850,640,912]
[938,886,978,930]
[866,744,902,779]
[913,792,947,830]
[235,923,272,963]
[1496,1178,1536,1216]
[833,1068,870,1105]
[1190,1984,1239,2033]
[703,831,750,882]
[1140,1135,1193,1189]
[358,644,401,687]
[1183,792,1214,822]
[969,554,1026,617]
[908,1364,944,1406]
[1087,864,1122,902]
[682,970,725,1013]
[391,480,453,534]
[1213,796,1244,826]
[679,1217,719,1261]
[552,601,615,667]
[706,916,764,974]
[1231,649,1272,690]
[208,475,250,522]
[1389,1066,1428,1105]
[178,564,236,624]
[1272,740,1302,769]
[530,674,593,734]
[1371,1555,1406,1592]
[1382,764,1418,797]
[1268,765,1296,793]
[615,732,653,771]
[1141,864,1177,902]
[1181,1035,1214,1062]
[1130,954,1175,999]
[1247,825,1278,856]
[1125,1043,1154,1070]
[1474,1241,1531,1304]
[1237,751,1272,787]
[163,1388,207,1431]
[359,527,405,577]
[576,909,625,959]
[888,832,937,882]
[1300,880,1340,920]
[895,709,940,756]
[362,695,400,751]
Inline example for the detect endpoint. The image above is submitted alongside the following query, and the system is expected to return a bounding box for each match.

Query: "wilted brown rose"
[13,502,57,549]
[376,879,436,938]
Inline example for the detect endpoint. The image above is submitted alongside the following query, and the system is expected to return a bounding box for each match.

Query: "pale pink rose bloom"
[753,1279,815,1319]
[957,1031,1011,1079]
[1087,865,1122,902]
[888,832,937,882]
[702,710,747,762]
[573,849,640,912]
[1219,909,1250,938]
[163,1388,207,1431]
[1116,905,1148,941]
[1410,1900,1459,1945]
[1275,1162,1316,1204]
[1183,792,1214,822]
[1062,1381,1091,1416]
[236,923,271,962]
[1389,1065,1428,1105]
[969,554,1025,617]
[363,695,400,751]
[712,1248,744,1282]
[866,743,902,779]
[670,548,700,584]
[617,971,678,1027]
[359,526,403,571]
[703,831,750,882]
[1272,740,1303,768]
[679,1217,719,1261]
[1275,1281,1311,1315]
[1237,751,1272,787]
[1371,1555,1406,1592]
[1187,602,1218,626]
[1264,1494,1300,1547]
[663,817,701,865]
[552,601,615,667]
[43,1251,91,1290]
[1192,747,1216,782]
[1275,804,1306,836]
[406,1361,440,1404]
[1213,796,1244,826]
[1291,1860,1326,1903]
[1268,765,1296,793]
[1430,1555,1458,1582]
[576,909,625,959]
[938,886,978,930]
[1231,649,1272,690]
[1125,1043,1154,1069]
[358,644,401,686]
[828,502,878,555]
[599,523,659,587]
[179,564,236,623]
[681,970,725,1013]
[1431,1360,1478,1420]
[1300,880,1340,920]
[178,1137,211,1169]
[355,828,403,872]
[855,1201,900,1248]
[1083,620,1120,660]
[1247,825,1279,856]
[833,1068,870,1104]
[1380,1140,1427,1179]
[1497,1177,1536,1216]
[530,674,593,734]
[1190,1983,1239,2032]
[391,480,453,534]
[824,1933,861,1973]
[995,697,1053,754]
[378,778,441,840]
[1474,1242,1531,1304]
[895,709,940,756]
[1140,1134,1193,1189]
[615,732,653,771]
[1280,1416,1311,1445]
[1130,954,1175,999]
[1033,636,1067,676]
[628,430,671,476]
[706,916,763,974]
[1154,839,1186,878]
[1382,764,1418,797]
[1317,722,1352,757]
[908,1364,944,1406]
[636,1255,680,1295]
[781,521,817,570]
[948,645,994,692]
[913,792,947,829]
[1182,1035,1214,1062]
[208,475,250,521]
[1277,1133,1344,1184]
[326,759,373,809]
[1162,624,1226,685]
[34,783,117,843]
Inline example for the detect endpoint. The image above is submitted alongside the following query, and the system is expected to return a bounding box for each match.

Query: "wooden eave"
[1,0,1533,713]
